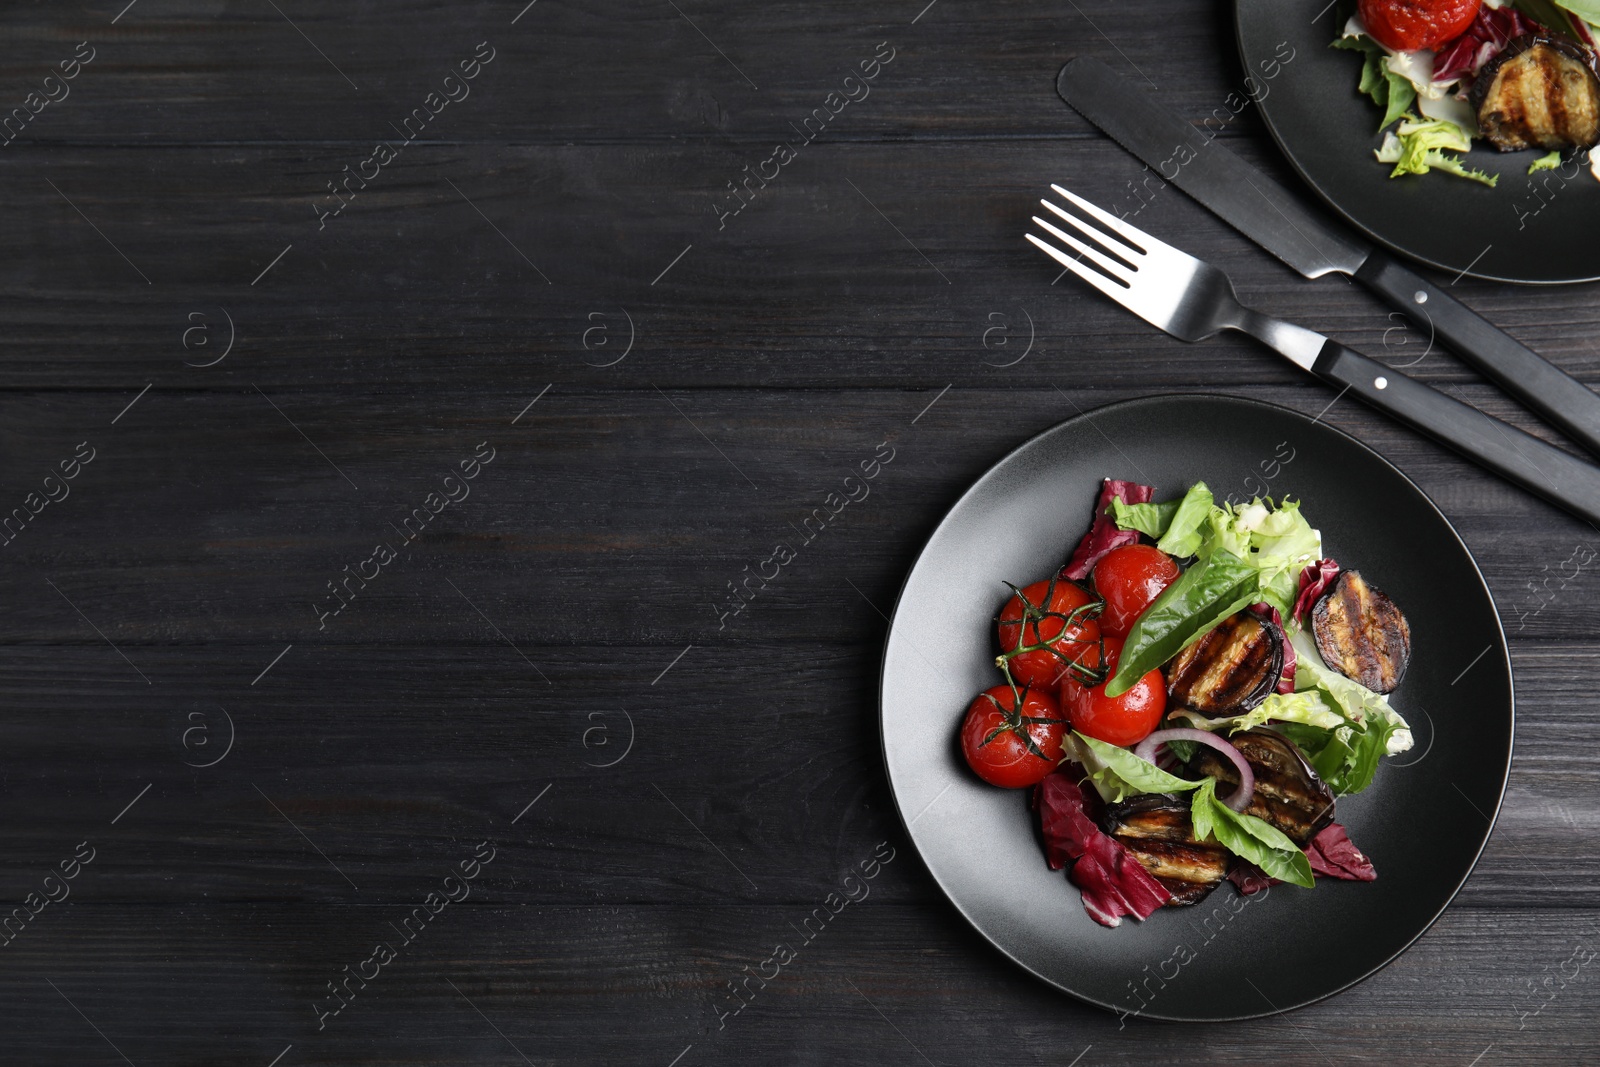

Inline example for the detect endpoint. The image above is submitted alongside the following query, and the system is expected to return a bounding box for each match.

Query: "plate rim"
[1231,0,1600,287]
[876,391,1515,1021]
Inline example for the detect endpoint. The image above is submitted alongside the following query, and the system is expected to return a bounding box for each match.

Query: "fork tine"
[1038,197,1146,267]
[1025,232,1131,305]
[1048,183,1169,256]
[1030,214,1135,285]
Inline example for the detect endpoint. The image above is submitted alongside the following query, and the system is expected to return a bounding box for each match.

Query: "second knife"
[1057,55,1600,461]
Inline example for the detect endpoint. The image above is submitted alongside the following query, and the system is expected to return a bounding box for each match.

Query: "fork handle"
[1312,340,1600,528]
[1355,253,1600,460]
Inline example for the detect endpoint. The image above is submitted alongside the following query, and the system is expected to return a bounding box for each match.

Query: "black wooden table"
[3,1,1597,1063]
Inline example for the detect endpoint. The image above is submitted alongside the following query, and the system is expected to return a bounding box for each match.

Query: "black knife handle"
[1354,252,1600,459]
[1312,339,1600,528]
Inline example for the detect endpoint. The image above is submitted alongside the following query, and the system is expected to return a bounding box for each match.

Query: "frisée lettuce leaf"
[1168,689,1345,736]
[1290,627,1412,746]
[1263,627,1414,795]
[1376,116,1498,187]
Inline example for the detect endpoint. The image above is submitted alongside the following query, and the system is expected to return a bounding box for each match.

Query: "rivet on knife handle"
[1310,339,1600,528]
[1354,253,1600,460]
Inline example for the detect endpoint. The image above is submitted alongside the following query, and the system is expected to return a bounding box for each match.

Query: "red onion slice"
[1134,728,1255,812]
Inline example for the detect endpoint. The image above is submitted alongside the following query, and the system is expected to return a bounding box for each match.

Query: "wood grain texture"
[1,140,1596,391]
[0,383,1593,642]
[2,904,1596,1064]
[0,638,1594,911]
[3,0,1599,1061]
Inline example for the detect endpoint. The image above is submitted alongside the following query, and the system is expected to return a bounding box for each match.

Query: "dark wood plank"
[0,384,1594,643]
[0,140,1595,391]
[0,637,1592,910]
[1,0,1245,145]
[0,903,1593,1064]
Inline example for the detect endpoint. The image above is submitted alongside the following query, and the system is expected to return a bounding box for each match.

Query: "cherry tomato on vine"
[995,578,1102,688]
[1059,636,1166,748]
[1092,544,1181,638]
[1358,0,1480,52]
[959,684,1066,788]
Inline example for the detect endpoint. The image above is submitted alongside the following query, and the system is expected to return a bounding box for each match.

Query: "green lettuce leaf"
[1191,779,1315,888]
[1105,489,1322,694]
[1378,62,1418,130]
[1290,628,1411,741]
[1064,731,1205,804]
[1332,31,1414,130]
[1168,689,1345,736]
[1276,709,1406,797]
[1262,628,1413,795]
[1529,151,1563,174]
[1272,720,1354,783]
[1164,737,1198,764]
[1112,498,1178,539]
[1376,117,1498,188]
[1154,482,1214,558]
[1331,34,1386,106]
[1202,497,1323,615]
[1522,0,1596,39]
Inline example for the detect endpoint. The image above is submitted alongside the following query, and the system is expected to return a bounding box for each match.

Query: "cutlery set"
[1039,56,1600,527]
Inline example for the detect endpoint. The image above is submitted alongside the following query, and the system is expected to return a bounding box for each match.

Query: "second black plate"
[1236,0,1600,284]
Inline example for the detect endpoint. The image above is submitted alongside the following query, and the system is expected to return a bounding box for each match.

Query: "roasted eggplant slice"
[1100,794,1228,906]
[1312,569,1411,694]
[1472,34,1600,151]
[1188,729,1335,848]
[1165,610,1283,717]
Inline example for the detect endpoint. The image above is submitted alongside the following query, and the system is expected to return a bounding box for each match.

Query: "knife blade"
[1056,55,1600,461]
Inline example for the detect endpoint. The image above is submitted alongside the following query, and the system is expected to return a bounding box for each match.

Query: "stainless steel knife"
[1057,55,1600,460]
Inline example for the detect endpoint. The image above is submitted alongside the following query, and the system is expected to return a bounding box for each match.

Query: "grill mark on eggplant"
[1312,570,1411,694]
[1101,795,1228,907]
[1187,729,1335,848]
[1165,611,1283,716]
[1473,35,1600,151]
[1547,52,1570,135]
[1122,839,1228,883]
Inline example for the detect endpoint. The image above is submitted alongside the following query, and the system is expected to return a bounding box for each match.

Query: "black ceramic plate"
[1236,0,1600,284]
[880,394,1512,1021]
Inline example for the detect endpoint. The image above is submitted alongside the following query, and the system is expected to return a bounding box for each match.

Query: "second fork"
[1029,183,1600,528]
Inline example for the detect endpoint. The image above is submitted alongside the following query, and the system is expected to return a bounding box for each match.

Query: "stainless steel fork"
[1028,183,1600,527]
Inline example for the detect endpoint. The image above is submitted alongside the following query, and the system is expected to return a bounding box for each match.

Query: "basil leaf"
[1163,737,1198,764]
[1106,550,1256,697]
[1519,0,1591,41]
[1554,0,1600,20]
[1067,731,1205,803]
[1380,68,1416,131]
[1190,779,1315,888]
[1331,34,1388,109]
